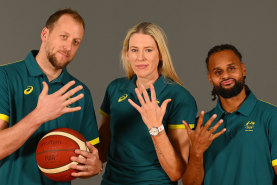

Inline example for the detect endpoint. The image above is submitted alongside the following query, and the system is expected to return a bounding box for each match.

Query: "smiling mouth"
[58,51,69,58]
[221,79,234,86]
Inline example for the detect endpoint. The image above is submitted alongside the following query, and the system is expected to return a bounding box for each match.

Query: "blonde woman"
[98,22,197,184]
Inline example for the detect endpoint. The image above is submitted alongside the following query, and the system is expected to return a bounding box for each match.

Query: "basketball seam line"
[37,131,88,174]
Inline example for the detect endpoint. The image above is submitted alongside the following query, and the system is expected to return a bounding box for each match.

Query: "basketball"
[36,128,88,182]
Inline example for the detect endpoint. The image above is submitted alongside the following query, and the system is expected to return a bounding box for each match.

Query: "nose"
[63,40,72,52]
[220,70,229,80]
[137,51,145,61]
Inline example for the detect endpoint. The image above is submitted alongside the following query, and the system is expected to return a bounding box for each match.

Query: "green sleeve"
[269,112,277,166]
[80,87,99,145]
[100,82,112,116]
[0,68,10,122]
[167,90,197,129]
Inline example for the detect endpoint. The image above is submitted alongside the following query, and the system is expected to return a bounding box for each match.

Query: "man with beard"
[182,44,277,185]
[0,9,101,185]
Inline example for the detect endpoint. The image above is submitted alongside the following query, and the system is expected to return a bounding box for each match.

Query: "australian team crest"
[245,121,255,131]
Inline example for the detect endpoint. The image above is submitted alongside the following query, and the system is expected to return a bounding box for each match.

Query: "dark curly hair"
[205,44,242,71]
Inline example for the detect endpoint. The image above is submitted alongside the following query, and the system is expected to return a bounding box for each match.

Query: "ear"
[241,63,246,76]
[208,72,213,85]
[41,27,49,42]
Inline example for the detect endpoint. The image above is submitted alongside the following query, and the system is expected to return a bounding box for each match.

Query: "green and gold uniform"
[100,75,197,185]
[203,92,277,185]
[0,50,99,185]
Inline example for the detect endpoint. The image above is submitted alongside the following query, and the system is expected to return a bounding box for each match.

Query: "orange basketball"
[36,128,88,182]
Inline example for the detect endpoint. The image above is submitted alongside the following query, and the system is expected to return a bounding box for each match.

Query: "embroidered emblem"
[118,94,128,102]
[245,121,255,131]
[24,86,33,95]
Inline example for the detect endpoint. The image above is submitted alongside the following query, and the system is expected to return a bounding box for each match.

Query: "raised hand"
[128,84,171,129]
[70,142,102,178]
[35,81,84,123]
[183,111,226,156]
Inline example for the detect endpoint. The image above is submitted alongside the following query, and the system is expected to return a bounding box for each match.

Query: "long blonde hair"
[121,22,182,85]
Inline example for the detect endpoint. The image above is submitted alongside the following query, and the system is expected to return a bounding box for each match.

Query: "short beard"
[212,77,245,100]
[47,52,71,69]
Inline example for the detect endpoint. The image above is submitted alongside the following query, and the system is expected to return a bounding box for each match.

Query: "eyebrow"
[129,46,155,48]
[212,63,236,71]
[61,31,70,35]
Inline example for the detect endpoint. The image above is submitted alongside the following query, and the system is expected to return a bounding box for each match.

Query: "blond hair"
[121,22,182,85]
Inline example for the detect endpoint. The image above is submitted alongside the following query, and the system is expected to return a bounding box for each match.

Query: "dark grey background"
[1,0,276,184]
